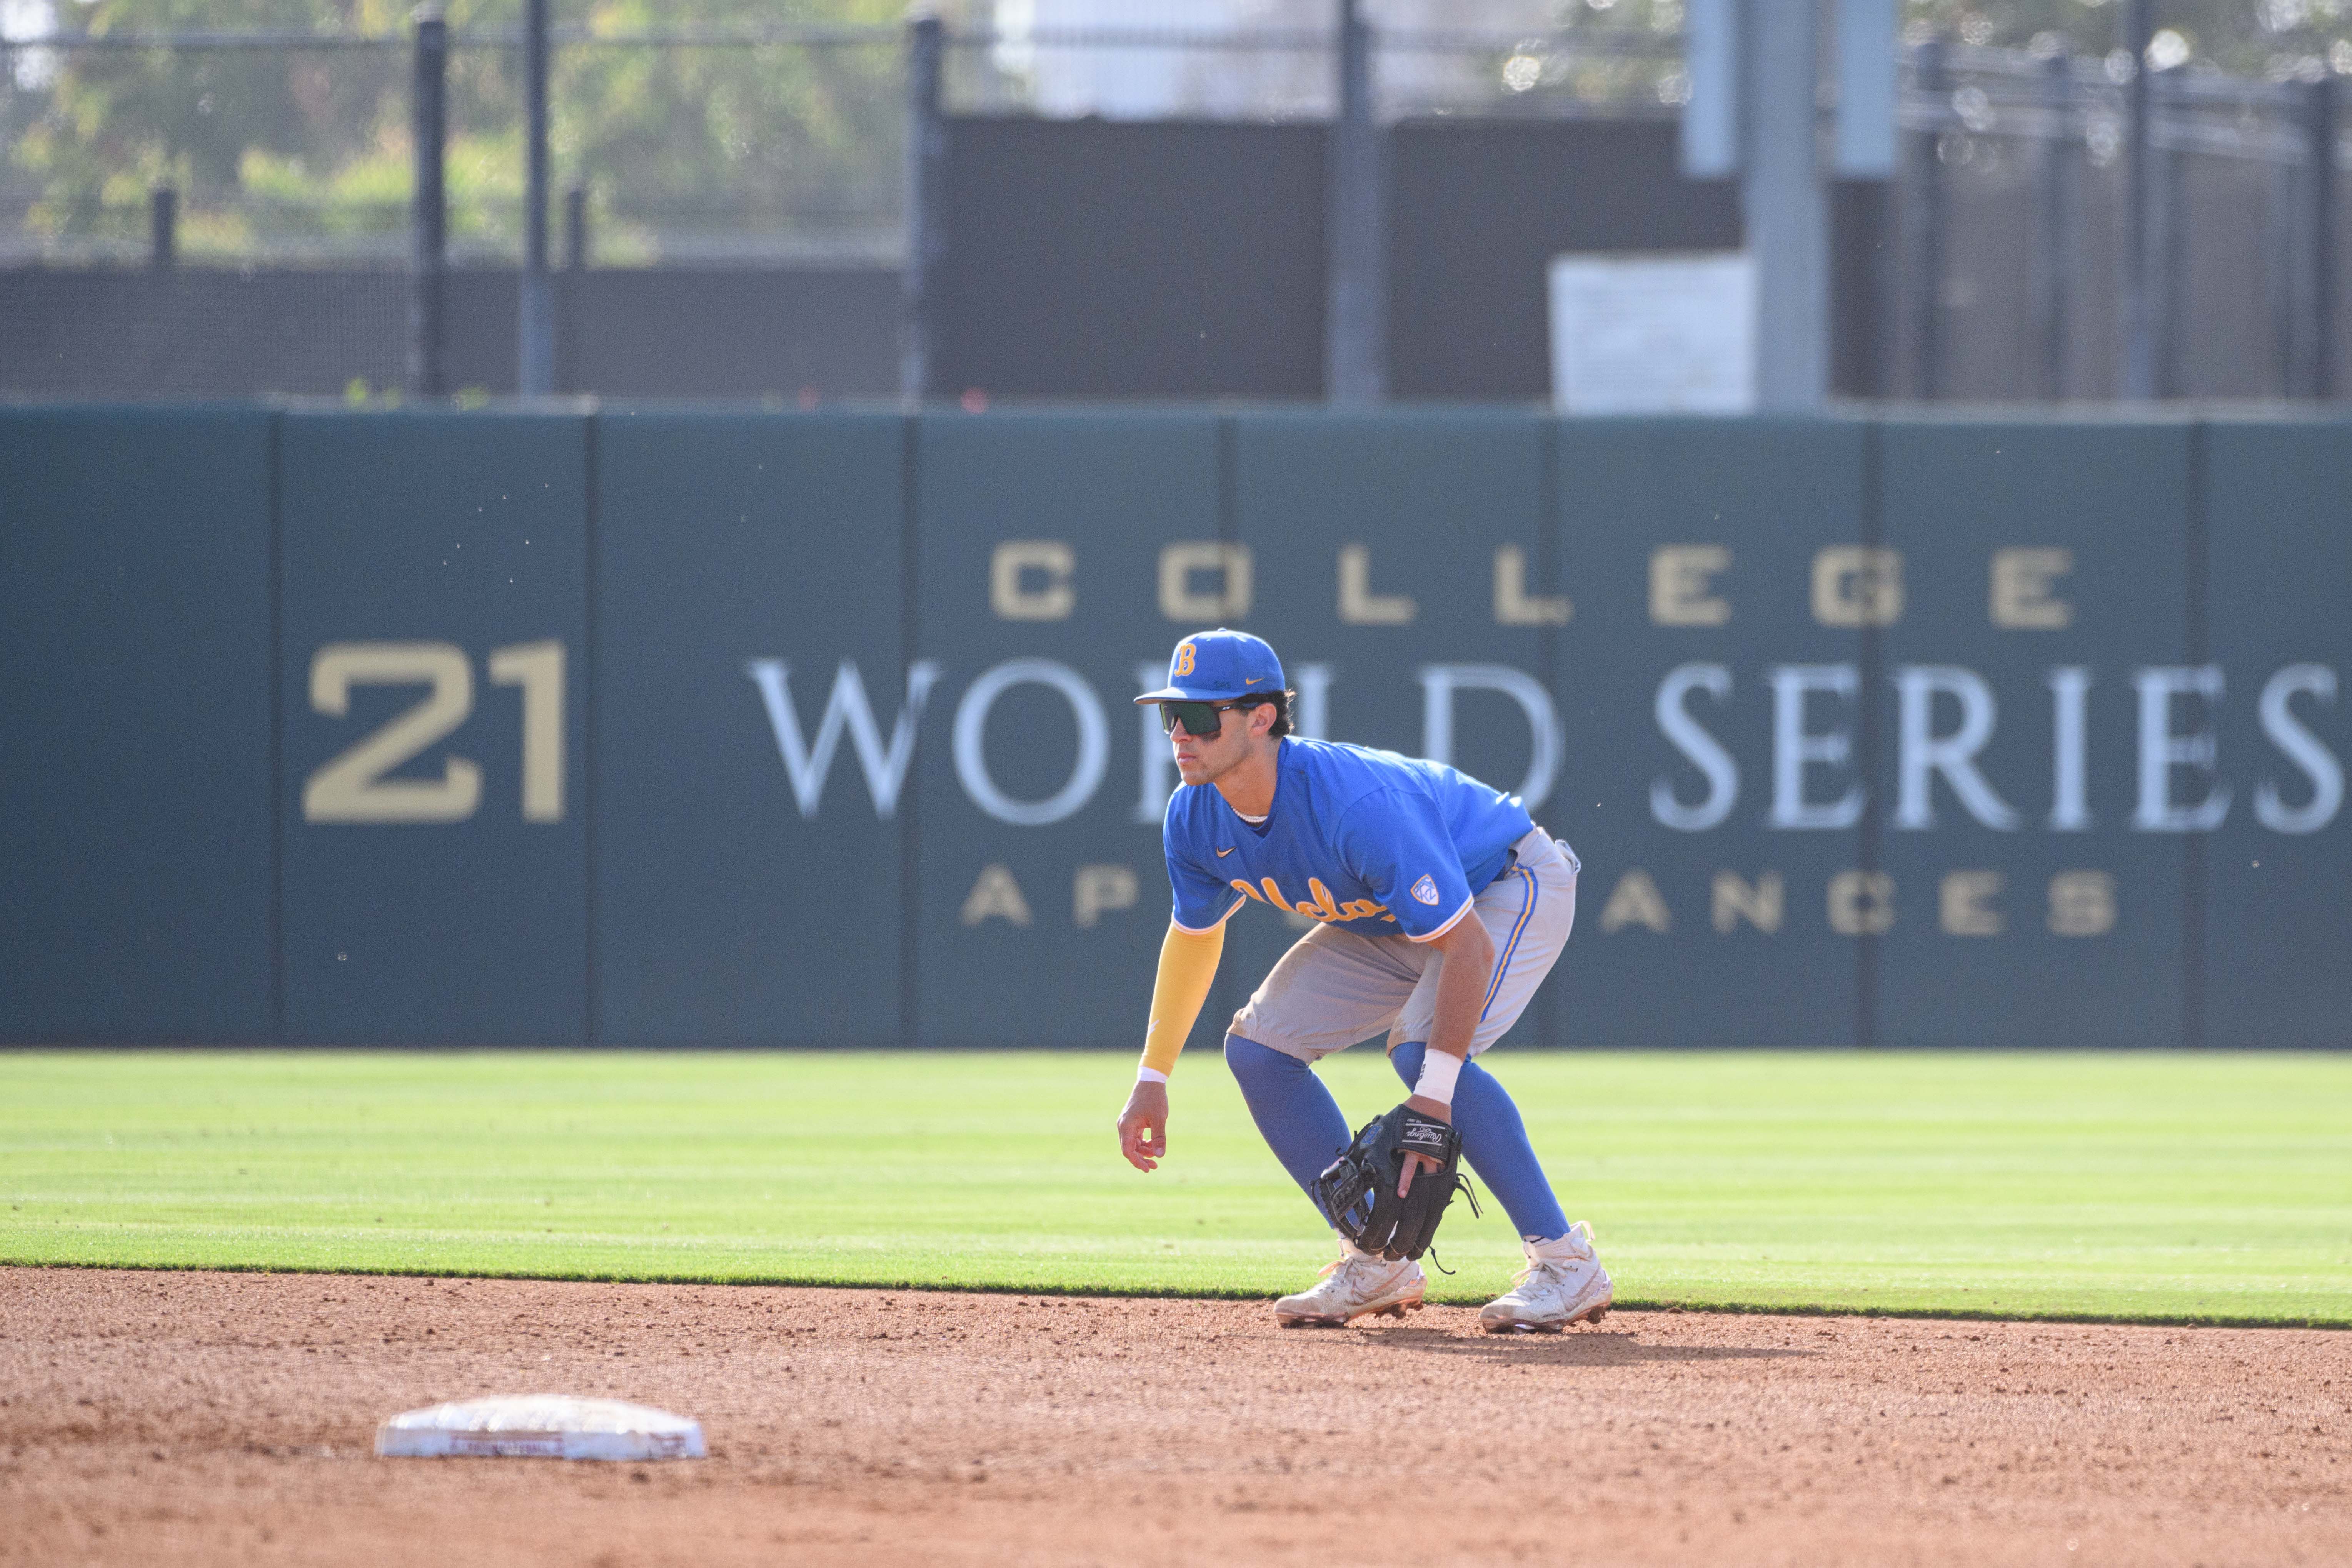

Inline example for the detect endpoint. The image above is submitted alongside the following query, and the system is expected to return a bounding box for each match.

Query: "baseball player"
[1115,628,1611,1332]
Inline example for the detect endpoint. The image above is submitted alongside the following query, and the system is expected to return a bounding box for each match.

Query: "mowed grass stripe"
[1,1050,2346,1324]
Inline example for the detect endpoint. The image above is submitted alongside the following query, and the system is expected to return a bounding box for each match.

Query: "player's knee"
[1223,1032,1269,1077]
[1223,1032,1298,1092]
[1388,1040,1427,1086]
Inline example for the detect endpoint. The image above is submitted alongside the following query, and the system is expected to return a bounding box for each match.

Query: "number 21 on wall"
[303,641,565,825]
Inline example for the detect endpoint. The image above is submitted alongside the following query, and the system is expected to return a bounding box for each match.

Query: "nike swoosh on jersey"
[1215,847,1235,857]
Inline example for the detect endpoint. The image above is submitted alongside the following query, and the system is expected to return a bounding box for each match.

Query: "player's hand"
[1397,1095,1453,1195]
[1118,1080,1171,1173]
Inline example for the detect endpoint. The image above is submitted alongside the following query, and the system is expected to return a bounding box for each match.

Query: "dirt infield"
[2,1267,2345,1566]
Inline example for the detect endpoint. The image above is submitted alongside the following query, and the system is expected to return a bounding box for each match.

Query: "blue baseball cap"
[1135,629,1286,704]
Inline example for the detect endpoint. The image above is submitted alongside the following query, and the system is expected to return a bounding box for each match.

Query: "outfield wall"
[3,407,2346,1052]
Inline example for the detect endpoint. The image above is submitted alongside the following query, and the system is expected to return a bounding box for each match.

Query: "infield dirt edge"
[3,1255,2343,1331]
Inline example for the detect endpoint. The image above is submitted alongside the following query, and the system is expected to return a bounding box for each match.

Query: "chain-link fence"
[2,6,2347,402]
[0,10,1683,268]
[1893,37,2349,400]
[0,22,909,267]
[948,20,1680,122]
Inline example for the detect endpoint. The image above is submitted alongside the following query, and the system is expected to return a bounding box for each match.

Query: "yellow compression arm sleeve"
[1139,919,1225,1079]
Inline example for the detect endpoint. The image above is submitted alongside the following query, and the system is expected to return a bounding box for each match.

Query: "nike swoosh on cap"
[1244,676,1263,684]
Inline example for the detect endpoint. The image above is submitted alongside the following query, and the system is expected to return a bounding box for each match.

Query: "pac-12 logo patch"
[1410,874,1440,906]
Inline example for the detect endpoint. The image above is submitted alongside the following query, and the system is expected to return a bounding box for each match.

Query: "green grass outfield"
[2,1050,2348,1326]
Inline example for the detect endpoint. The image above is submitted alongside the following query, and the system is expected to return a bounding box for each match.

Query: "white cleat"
[1479,1221,1614,1334]
[1274,1242,1427,1328]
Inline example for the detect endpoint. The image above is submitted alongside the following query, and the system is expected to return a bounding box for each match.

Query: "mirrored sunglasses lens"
[1162,702,1218,736]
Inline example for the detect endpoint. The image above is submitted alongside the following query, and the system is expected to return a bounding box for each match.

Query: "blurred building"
[993,0,1561,120]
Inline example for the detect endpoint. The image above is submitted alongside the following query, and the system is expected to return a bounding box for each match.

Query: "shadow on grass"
[1346,1326,1820,1364]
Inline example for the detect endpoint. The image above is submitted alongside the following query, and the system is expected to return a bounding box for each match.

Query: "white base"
[375,1395,705,1461]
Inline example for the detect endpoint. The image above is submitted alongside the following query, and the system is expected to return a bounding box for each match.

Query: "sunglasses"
[1159,699,1261,737]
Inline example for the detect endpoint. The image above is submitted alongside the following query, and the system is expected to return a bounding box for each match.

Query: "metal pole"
[2308,74,2338,399]
[2155,69,2185,398]
[900,13,944,406]
[2031,49,2073,400]
[1907,34,1947,400]
[518,0,554,397]
[1681,0,1741,178]
[2270,157,2297,395]
[1746,0,1828,410]
[1832,0,1898,178]
[558,186,586,395]
[407,5,447,399]
[1325,0,1386,404]
[2120,0,2155,399]
[148,187,176,269]
[564,185,588,271]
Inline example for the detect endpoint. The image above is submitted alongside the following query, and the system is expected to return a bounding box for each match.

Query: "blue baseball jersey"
[1163,737,1534,941]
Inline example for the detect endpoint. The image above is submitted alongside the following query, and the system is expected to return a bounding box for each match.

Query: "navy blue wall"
[4,407,2347,1051]
[1552,419,1867,1047]
[592,413,909,1047]
[1872,421,2194,1049]
[277,413,590,1044]
[911,412,1224,1048]
[0,409,274,1042]
[2203,424,2352,1049]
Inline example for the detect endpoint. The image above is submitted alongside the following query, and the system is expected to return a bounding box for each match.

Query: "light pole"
[1324,0,1386,404]
[408,5,447,398]
[2119,0,2155,399]
[519,0,554,397]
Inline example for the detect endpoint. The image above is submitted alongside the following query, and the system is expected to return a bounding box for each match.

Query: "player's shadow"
[1353,1327,1818,1365]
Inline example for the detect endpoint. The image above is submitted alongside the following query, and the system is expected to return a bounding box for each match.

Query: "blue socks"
[1223,1032,1571,1243]
[1389,1041,1570,1243]
[1222,1034,1354,1214]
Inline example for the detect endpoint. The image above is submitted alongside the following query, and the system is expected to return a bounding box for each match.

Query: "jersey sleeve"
[1335,787,1476,942]
[1164,803,1247,935]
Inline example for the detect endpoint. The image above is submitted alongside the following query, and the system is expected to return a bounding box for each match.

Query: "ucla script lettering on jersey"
[1230,876,1395,924]
[1163,737,1533,943]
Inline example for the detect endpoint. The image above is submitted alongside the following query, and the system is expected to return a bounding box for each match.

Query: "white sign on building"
[1547,251,1757,415]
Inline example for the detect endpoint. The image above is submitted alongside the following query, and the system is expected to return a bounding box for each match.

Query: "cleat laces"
[1499,1261,1555,1301]
[1300,1249,1407,1308]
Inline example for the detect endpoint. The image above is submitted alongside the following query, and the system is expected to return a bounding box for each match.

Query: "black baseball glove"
[1313,1101,1477,1262]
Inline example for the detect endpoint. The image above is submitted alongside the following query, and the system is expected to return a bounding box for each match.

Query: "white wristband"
[1136,1066,1169,1085]
[1412,1049,1463,1107]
